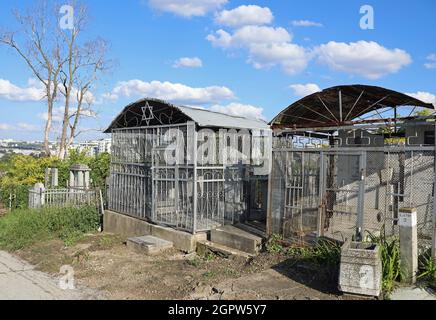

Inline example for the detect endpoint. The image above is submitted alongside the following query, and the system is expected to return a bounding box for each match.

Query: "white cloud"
[248,42,310,75]
[148,0,227,18]
[424,53,436,69]
[315,41,412,79]
[210,102,265,120]
[207,26,291,48]
[17,123,40,131]
[173,57,203,68]
[214,5,273,28]
[405,91,436,104]
[291,20,323,27]
[206,25,310,74]
[104,80,235,105]
[289,83,321,97]
[0,78,45,102]
[0,124,14,130]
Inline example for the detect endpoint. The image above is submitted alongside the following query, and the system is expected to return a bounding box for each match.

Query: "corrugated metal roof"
[177,105,269,130]
[104,98,269,132]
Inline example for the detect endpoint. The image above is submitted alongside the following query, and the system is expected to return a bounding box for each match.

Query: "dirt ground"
[15,232,361,300]
[0,203,7,217]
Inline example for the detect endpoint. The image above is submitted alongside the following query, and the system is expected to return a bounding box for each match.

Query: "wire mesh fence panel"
[322,152,363,242]
[271,142,435,252]
[282,151,321,244]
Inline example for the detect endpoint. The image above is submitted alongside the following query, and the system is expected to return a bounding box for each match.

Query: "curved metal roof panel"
[104,98,269,132]
[270,84,435,128]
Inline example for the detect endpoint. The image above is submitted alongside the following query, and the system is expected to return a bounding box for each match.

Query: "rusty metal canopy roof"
[104,98,269,133]
[270,84,436,129]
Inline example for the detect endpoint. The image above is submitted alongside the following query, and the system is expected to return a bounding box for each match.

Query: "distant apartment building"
[71,138,111,157]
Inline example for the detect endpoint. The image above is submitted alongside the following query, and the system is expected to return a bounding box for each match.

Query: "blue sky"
[0,0,435,141]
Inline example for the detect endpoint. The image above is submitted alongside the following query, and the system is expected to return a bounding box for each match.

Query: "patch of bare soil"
[0,202,7,217]
[15,233,359,300]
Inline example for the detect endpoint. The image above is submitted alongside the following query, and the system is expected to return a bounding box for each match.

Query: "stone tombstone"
[338,240,382,297]
[44,168,59,188]
[29,182,45,208]
[69,164,91,189]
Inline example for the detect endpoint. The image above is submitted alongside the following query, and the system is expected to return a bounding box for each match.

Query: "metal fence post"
[192,124,198,234]
[432,122,436,260]
[356,151,367,241]
[317,151,325,237]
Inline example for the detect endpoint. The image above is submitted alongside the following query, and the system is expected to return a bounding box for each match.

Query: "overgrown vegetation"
[0,149,110,209]
[286,238,341,268]
[418,250,436,288]
[266,233,341,277]
[366,229,402,296]
[0,206,100,251]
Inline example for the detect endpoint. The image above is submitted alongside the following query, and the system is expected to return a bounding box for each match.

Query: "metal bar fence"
[28,187,100,209]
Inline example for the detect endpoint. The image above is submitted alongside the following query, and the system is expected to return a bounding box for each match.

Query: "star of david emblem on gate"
[141,102,154,125]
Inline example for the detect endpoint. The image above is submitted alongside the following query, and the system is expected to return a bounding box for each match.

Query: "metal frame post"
[432,122,436,259]
[356,151,367,241]
[317,151,325,237]
[192,124,198,234]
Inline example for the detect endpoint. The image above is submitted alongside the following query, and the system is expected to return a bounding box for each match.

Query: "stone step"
[127,235,173,255]
[196,240,254,259]
[234,222,267,239]
[210,225,263,255]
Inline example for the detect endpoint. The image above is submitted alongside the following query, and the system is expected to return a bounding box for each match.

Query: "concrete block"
[103,210,151,238]
[338,241,382,297]
[103,210,206,253]
[210,225,262,255]
[127,235,173,255]
[196,240,253,259]
[150,224,206,253]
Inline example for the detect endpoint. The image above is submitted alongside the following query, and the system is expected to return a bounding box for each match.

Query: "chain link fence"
[270,141,435,252]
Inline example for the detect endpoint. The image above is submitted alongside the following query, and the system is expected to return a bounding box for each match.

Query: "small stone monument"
[339,239,382,297]
[44,168,59,188]
[69,164,91,189]
[29,182,45,208]
[399,207,418,284]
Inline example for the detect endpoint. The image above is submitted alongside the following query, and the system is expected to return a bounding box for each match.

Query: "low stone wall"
[103,210,207,253]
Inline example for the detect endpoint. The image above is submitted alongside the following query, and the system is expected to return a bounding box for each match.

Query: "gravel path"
[0,250,103,300]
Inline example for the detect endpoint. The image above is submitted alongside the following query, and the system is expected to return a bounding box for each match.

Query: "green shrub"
[418,250,436,286]
[0,151,110,208]
[0,206,100,251]
[286,238,341,267]
[266,233,284,253]
[366,228,402,296]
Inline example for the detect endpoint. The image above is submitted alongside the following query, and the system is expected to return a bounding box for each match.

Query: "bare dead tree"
[0,1,66,156]
[1,1,111,159]
[57,6,110,159]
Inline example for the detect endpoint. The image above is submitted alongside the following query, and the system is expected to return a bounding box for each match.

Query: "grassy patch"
[0,206,100,251]
[286,238,341,269]
[418,250,436,288]
[202,271,216,279]
[265,233,284,253]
